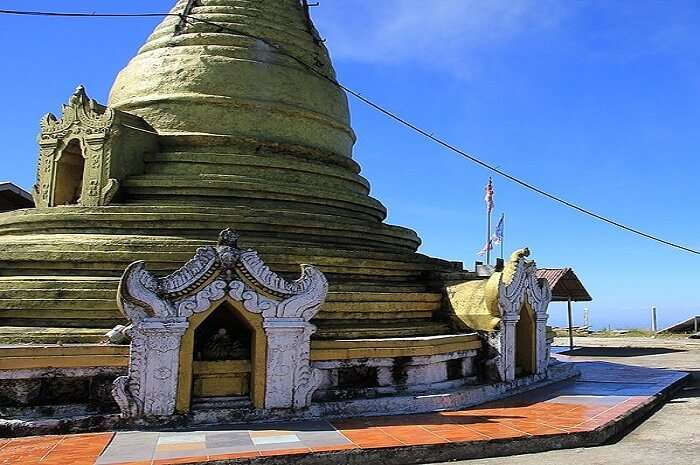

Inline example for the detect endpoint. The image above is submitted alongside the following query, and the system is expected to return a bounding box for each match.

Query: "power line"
[2,8,699,256]
[0,9,170,18]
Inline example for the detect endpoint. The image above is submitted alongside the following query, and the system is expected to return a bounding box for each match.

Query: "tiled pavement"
[0,358,687,465]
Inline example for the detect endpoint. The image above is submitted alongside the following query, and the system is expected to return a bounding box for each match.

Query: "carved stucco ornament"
[112,229,329,418]
[34,85,156,207]
[493,248,552,382]
[446,248,552,383]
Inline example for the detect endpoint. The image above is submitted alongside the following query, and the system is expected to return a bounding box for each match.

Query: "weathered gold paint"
[310,340,482,362]
[0,344,128,369]
[515,304,537,375]
[192,360,251,397]
[0,334,482,371]
[176,299,266,411]
[445,274,501,332]
[0,0,474,345]
[446,248,533,332]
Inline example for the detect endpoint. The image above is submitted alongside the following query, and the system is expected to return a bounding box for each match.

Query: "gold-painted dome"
[0,0,467,343]
[109,0,354,158]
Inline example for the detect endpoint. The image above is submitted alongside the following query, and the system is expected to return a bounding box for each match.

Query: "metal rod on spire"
[500,213,505,260]
[486,217,491,266]
[485,178,494,266]
[175,0,198,35]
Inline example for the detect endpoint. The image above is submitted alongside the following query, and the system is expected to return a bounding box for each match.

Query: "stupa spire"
[109,0,353,159]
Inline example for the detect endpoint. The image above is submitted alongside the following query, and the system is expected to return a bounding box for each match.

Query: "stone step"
[0,318,122,329]
[0,326,108,344]
[0,307,433,323]
[191,396,252,411]
[0,289,116,300]
[144,151,370,190]
[122,175,387,221]
[315,321,451,340]
[0,207,422,252]
[0,250,456,274]
[315,311,432,320]
[142,161,370,196]
[0,298,117,310]
[0,236,458,268]
[0,277,119,291]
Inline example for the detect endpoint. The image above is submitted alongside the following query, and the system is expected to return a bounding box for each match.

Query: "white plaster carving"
[113,229,328,418]
[263,319,322,409]
[492,248,552,382]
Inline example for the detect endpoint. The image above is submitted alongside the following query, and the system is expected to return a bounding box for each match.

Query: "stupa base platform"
[0,359,687,465]
[0,332,483,418]
[0,359,578,438]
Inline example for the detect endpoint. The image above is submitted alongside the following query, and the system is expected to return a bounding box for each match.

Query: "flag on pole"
[484,177,494,214]
[492,213,504,245]
[477,238,493,256]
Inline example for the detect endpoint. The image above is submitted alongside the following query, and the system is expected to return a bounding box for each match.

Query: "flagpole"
[500,213,505,260]
[484,177,494,266]
[486,204,492,267]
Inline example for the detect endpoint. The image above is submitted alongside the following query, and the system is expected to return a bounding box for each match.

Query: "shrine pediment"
[113,229,329,418]
[118,229,328,323]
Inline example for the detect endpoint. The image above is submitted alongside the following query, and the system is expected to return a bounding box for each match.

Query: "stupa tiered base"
[2,0,561,425]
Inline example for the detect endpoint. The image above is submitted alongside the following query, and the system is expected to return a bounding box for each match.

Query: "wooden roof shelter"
[537,268,592,349]
[537,268,592,302]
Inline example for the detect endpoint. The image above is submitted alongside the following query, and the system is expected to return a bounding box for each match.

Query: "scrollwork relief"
[113,230,329,418]
[491,248,552,382]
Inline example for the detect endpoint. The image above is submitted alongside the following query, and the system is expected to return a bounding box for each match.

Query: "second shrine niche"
[34,86,157,208]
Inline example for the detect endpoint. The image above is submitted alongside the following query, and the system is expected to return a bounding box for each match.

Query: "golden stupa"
[0,1,561,427]
[0,0,468,344]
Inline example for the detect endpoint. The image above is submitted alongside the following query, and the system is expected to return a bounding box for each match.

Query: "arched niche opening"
[53,139,85,206]
[515,304,536,376]
[176,300,266,412]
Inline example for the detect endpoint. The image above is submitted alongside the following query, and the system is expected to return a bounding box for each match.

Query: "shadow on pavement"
[560,346,686,357]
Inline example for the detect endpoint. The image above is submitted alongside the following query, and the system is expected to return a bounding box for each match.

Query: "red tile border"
[97,461,151,465]
[207,451,260,461]
[258,447,312,457]
[153,456,210,465]
[309,444,359,453]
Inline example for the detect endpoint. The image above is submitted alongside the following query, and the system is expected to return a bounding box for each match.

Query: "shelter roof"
[537,268,592,302]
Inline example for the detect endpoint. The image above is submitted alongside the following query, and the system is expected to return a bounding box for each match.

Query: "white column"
[263,318,319,409]
[501,315,518,382]
[133,318,188,417]
[535,314,550,374]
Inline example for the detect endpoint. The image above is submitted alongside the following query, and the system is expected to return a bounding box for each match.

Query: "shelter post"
[567,296,574,350]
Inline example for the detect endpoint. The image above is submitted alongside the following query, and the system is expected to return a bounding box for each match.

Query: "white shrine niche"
[491,249,552,382]
[112,229,329,418]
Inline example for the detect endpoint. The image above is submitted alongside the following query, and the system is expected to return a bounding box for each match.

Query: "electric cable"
[2,7,698,255]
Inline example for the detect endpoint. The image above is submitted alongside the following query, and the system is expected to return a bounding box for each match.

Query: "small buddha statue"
[201,328,248,361]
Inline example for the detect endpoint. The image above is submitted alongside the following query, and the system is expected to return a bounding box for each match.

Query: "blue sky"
[1,1,699,329]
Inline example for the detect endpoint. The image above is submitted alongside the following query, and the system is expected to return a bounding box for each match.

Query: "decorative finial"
[509,248,530,263]
[68,85,87,105]
[218,228,240,248]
